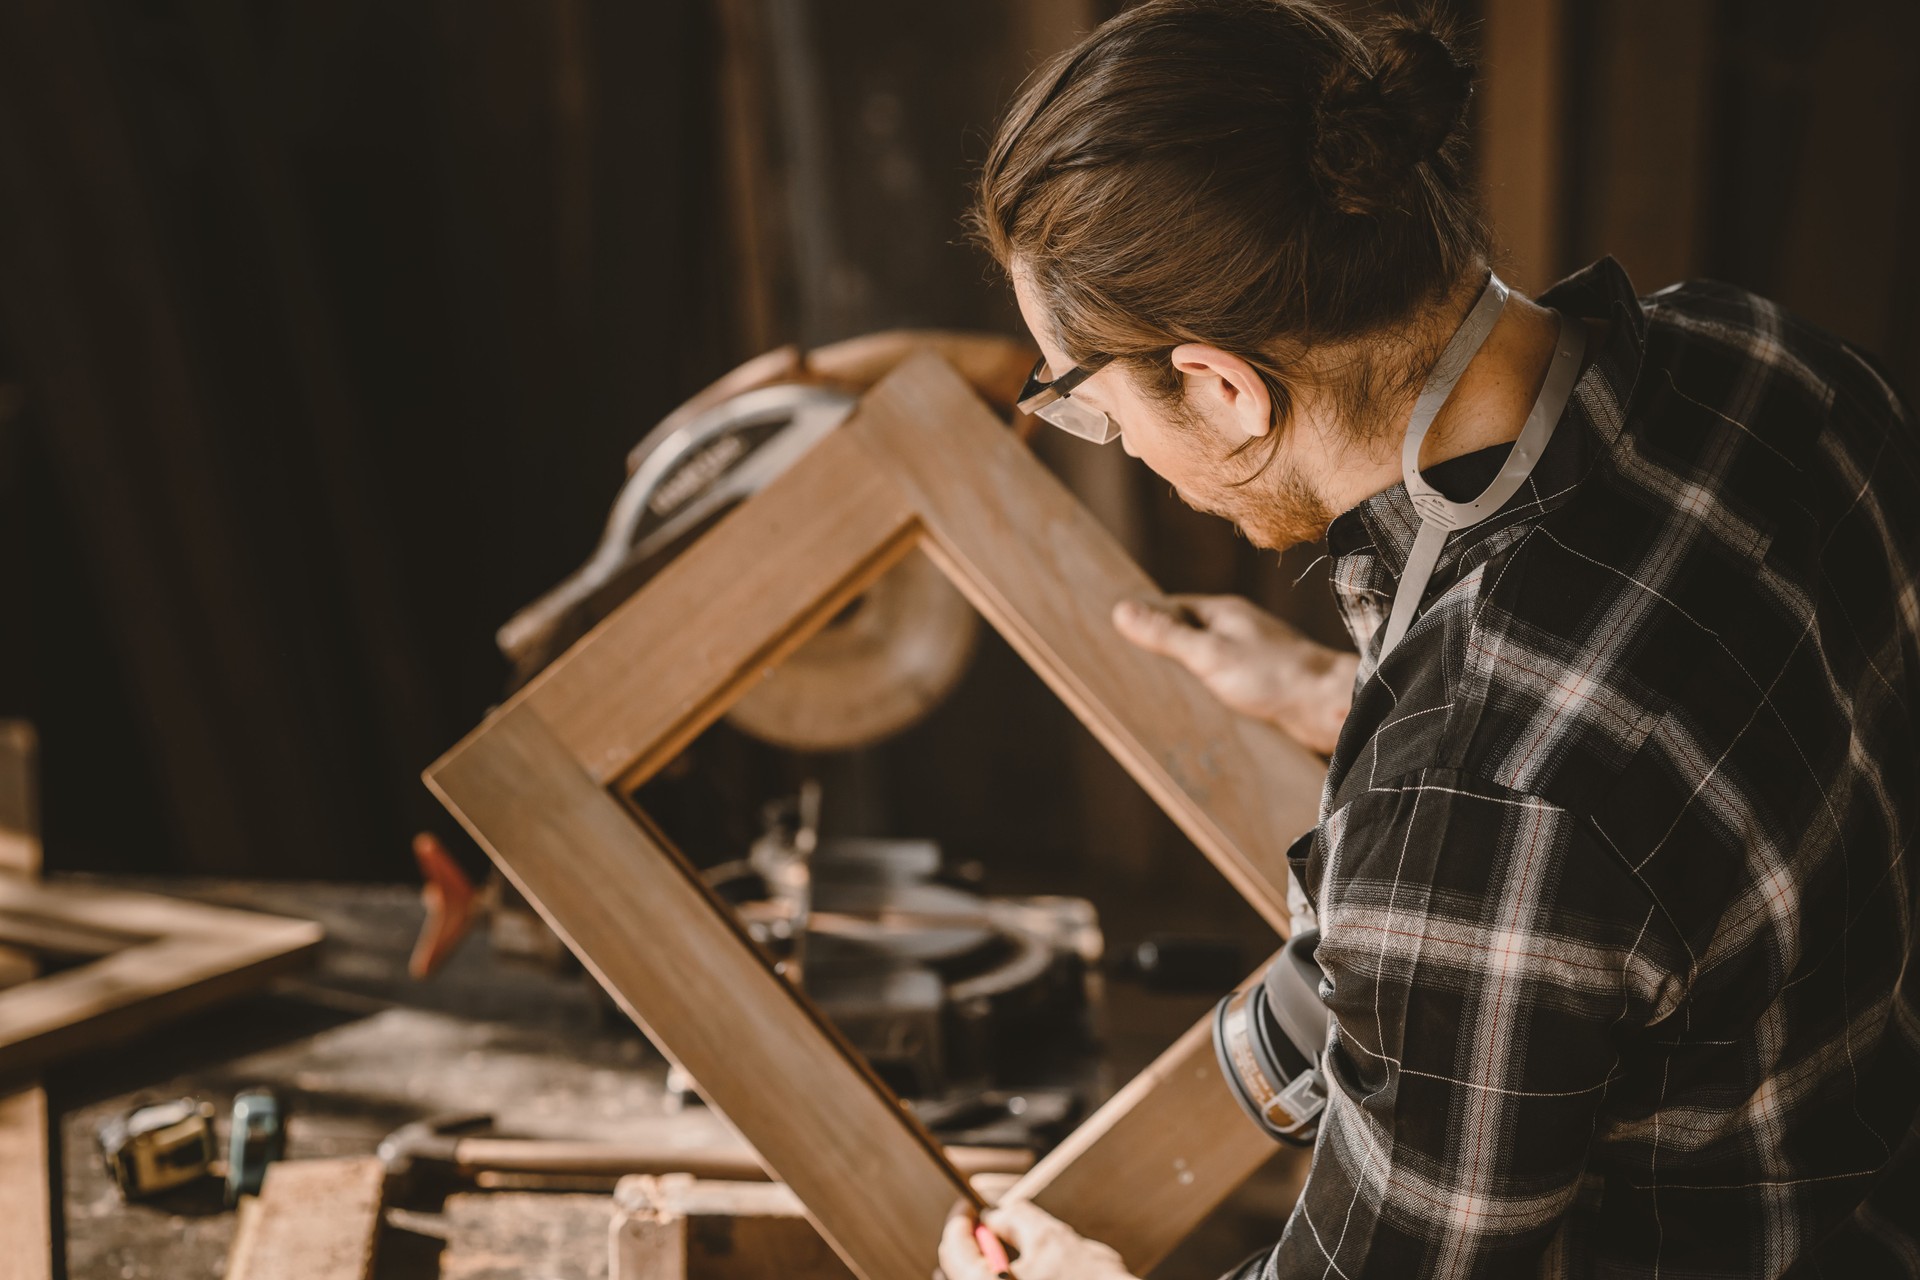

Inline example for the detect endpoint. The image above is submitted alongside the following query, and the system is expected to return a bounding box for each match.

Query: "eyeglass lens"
[1036,396,1121,444]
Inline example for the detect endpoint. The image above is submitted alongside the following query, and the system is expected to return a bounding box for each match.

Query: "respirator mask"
[1212,927,1332,1144]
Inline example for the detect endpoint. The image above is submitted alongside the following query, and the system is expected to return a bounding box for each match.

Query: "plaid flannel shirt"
[1228,258,1920,1278]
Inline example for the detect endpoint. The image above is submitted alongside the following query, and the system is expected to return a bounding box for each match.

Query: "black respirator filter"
[1211,927,1330,1146]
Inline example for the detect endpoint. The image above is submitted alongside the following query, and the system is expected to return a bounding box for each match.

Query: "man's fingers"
[938,1204,993,1280]
[1173,593,1289,643]
[1112,599,1213,666]
[981,1199,1060,1253]
[1165,594,1243,627]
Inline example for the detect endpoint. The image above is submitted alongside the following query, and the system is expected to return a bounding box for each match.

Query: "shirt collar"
[1322,257,1647,603]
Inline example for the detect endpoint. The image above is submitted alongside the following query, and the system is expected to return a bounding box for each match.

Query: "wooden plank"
[225,1156,385,1280]
[508,424,920,785]
[1015,965,1298,1274]
[0,722,52,1280]
[0,728,45,993]
[443,1192,610,1280]
[1479,0,1570,291]
[0,721,36,877]
[0,909,141,959]
[0,1086,52,1280]
[444,1127,1028,1183]
[844,353,1321,929]
[427,703,968,1280]
[611,1176,852,1280]
[0,880,323,1081]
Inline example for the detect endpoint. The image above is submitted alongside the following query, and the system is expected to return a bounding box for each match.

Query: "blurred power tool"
[499,382,980,746]
[97,1097,217,1199]
[493,330,1036,718]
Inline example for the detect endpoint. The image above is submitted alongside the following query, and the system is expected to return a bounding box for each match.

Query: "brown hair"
[971,0,1488,438]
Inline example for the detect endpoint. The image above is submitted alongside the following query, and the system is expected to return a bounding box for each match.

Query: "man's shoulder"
[1637,275,1911,435]
[1426,277,1920,945]
[1452,271,1916,789]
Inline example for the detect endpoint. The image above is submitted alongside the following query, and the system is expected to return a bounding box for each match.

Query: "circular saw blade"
[725,548,979,752]
[498,338,1024,744]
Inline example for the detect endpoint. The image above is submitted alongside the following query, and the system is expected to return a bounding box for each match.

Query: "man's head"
[973,0,1489,550]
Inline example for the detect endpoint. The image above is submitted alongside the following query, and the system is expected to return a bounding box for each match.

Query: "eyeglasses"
[1016,354,1121,444]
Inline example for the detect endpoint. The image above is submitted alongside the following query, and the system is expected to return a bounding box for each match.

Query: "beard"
[1159,399,1338,551]
[1213,451,1332,552]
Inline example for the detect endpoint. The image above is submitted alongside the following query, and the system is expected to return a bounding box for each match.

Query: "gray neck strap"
[1374,274,1588,661]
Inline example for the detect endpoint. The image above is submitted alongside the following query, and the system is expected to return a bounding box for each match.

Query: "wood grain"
[0,1084,52,1280]
[846,353,1322,930]
[225,1157,385,1280]
[428,703,968,1280]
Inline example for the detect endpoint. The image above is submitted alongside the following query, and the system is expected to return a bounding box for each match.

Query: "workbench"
[48,879,1302,1279]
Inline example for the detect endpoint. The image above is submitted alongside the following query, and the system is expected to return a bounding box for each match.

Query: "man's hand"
[937,1201,1139,1280]
[1113,595,1358,755]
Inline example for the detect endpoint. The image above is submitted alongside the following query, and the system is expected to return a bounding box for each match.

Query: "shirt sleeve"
[1244,769,1685,1277]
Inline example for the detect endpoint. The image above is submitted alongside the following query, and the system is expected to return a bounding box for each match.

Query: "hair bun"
[1310,19,1474,218]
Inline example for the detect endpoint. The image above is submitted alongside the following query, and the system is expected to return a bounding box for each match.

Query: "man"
[938,1,1920,1275]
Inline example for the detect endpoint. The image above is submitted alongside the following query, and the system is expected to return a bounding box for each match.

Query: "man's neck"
[1318,291,1566,518]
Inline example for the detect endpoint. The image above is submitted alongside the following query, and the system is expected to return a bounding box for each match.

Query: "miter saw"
[411,334,1102,1138]
[492,330,1038,744]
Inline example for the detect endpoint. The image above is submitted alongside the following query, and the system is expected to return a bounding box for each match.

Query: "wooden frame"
[427,353,1326,1280]
[1,719,53,1280]
[0,877,323,1083]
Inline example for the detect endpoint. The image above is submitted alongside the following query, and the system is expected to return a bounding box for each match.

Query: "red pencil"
[974,1222,1013,1278]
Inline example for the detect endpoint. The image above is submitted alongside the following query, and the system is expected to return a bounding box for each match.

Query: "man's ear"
[1169,343,1271,444]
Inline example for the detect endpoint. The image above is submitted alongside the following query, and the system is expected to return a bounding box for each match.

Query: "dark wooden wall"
[1532,0,1920,395]
[0,0,737,875]
[0,0,1915,895]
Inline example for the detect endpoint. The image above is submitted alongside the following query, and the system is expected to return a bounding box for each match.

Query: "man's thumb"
[1112,599,1208,665]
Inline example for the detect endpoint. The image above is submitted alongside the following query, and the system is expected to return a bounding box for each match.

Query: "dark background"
[0,0,1914,909]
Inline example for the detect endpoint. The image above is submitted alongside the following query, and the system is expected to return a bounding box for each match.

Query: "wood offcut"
[225,1156,386,1280]
[0,721,52,1280]
[610,1175,852,1280]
